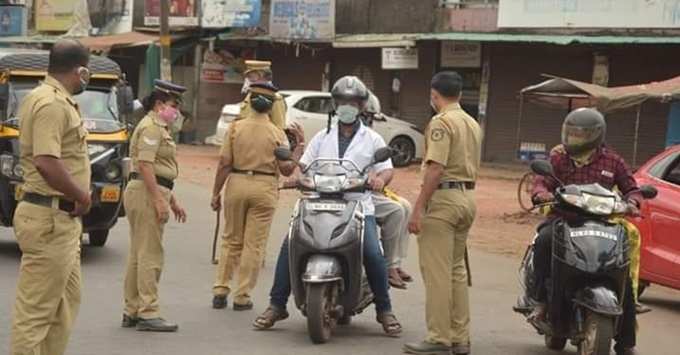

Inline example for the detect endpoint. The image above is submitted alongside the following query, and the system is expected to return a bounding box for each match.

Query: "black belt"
[22,192,75,213]
[438,181,475,190]
[232,168,276,177]
[129,172,175,190]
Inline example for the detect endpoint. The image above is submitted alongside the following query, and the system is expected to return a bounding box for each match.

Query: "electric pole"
[160,0,172,81]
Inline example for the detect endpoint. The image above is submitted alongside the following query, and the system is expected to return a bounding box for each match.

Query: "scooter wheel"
[306,283,335,344]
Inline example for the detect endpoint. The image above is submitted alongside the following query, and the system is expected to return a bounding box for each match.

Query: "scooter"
[275,146,393,344]
[514,160,657,355]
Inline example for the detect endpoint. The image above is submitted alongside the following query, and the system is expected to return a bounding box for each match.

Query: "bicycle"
[517,171,536,213]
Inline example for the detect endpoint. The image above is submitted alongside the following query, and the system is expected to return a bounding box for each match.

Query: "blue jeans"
[269,216,392,313]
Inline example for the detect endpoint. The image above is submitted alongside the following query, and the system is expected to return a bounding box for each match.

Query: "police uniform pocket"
[13,203,56,252]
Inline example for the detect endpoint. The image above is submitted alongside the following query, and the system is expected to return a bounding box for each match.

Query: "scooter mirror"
[530,159,554,177]
[373,147,394,164]
[639,185,658,199]
[274,147,292,161]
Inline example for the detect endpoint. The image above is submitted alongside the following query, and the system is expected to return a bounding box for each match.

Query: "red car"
[631,144,680,295]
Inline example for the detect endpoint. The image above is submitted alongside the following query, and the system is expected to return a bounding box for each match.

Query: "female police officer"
[122,80,188,332]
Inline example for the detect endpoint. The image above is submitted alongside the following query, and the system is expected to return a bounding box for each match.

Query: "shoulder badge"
[430,128,445,142]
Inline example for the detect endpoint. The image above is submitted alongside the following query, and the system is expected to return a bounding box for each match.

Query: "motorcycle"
[274,146,393,344]
[514,160,657,355]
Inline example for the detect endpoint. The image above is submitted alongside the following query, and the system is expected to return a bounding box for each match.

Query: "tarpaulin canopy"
[517,74,680,165]
[521,75,680,113]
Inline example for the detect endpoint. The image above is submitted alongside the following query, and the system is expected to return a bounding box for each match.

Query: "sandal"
[253,306,289,330]
[397,268,414,283]
[376,312,402,337]
[389,269,408,290]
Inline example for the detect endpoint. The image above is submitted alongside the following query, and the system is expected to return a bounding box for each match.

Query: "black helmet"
[561,108,606,155]
[331,76,369,109]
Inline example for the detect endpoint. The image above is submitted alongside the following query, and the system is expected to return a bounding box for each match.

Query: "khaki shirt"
[236,92,286,130]
[129,112,179,180]
[220,112,288,175]
[424,103,482,182]
[19,76,90,197]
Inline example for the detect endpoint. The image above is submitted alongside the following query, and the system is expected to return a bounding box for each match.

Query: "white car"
[205,90,424,166]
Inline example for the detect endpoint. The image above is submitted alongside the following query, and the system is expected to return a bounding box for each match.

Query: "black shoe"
[136,318,179,332]
[233,301,254,311]
[121,314,138,328]
[212,295,228,309]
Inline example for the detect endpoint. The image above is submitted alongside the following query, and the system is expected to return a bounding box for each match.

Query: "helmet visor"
[562,124,601,148]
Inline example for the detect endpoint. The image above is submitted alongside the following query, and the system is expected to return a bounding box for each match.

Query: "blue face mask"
[336,104,359,124]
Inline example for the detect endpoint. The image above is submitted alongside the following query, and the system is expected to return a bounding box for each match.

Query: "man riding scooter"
[252,76,402,336]
[530,108,642,355]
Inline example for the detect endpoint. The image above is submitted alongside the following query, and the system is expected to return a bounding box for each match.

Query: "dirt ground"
[176,144,542,258]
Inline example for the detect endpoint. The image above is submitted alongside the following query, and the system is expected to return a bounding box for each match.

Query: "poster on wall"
[270,0,335,41]
[441,41,481,68]
[35,0,78,31]
[145,0,198,27]
[200,49,256,84]
[0,6,27,36]
[381,48,418,70]
[202,0,261,28]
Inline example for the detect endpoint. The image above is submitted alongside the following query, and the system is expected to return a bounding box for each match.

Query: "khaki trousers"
[418,188,476,346]
[11,202,82,355]
[123,180,171,319]
[213,174,277,305]
[373,193,412,268]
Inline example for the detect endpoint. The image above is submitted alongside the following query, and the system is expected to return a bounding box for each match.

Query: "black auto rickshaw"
[0,49,134,247]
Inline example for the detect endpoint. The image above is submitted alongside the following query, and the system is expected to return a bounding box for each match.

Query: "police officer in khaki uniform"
[11,40,92,355]
[122,79,188,332]
[404,72,482,355]
[210,83,298,310]
[236,60,287,130]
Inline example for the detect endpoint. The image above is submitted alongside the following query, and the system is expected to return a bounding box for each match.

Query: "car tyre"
[89,230,109,247]
[389,136,415,167]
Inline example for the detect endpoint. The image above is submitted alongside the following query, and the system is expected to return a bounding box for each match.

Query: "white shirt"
[300,123,393,216]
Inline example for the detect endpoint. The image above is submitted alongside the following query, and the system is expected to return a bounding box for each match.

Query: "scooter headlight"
[313,174,346,193]
[561,193,585,209]
[581,193,615,215]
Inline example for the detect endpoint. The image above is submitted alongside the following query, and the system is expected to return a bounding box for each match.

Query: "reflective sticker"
[143,136,159,146]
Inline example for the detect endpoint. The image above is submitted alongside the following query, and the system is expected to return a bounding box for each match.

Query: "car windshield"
[6,84,123,133]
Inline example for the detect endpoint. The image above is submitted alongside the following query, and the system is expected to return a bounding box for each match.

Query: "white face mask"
[336,104,360,124]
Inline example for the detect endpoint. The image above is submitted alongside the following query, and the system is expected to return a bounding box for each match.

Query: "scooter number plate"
[307,202,346,212]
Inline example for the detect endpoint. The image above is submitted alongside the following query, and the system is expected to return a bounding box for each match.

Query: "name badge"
[601,170,614,178]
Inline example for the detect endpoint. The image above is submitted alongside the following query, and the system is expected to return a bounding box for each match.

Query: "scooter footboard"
[572,286,622,316]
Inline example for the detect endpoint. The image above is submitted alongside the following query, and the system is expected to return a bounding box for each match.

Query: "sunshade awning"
[77,32,162,52]
[520,75,680,113]
[332,33,419,48]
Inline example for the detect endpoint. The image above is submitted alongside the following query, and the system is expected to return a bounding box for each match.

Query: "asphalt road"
[1,182,679,355]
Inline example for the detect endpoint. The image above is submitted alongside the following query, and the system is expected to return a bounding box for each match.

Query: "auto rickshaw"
[0,49,134,247]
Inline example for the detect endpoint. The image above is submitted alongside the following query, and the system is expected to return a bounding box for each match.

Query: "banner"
[381,48,418,70]
[499,0,680,28]
[441,41,481,68]
[144,0,198,27]
[270,0,334,41]
[35,0,78,31]
[200,49,255,84]
[202,0,261,28]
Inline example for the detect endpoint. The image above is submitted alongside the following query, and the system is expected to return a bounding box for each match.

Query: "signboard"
[144,0,198,27]
[499,0,680,28]
[200,49,255,84]
[441,41,481,68]
[35,0,78,31]
[0,6,27,36]
[381,48,418,70]
[270,0,335,41]
[202,0,261,28]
